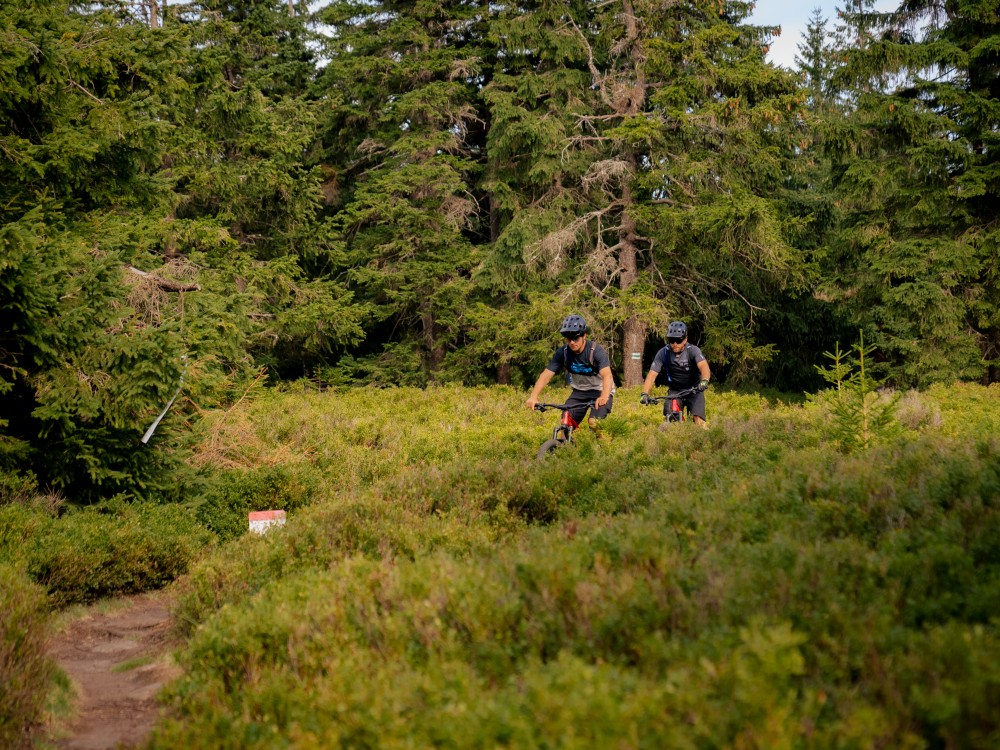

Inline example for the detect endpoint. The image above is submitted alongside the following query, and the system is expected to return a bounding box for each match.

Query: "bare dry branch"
[126,265,201,292]
[356,138,385,157]
[68,78,104,104]
[582,159,633,193]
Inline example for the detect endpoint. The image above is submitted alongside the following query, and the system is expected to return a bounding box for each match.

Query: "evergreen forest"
[2,0,1000,748]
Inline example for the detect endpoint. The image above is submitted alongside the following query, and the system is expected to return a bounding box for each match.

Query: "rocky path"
[48,592,180,750]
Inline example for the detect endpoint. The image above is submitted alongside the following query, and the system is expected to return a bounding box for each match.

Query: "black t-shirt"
[650,343,706,388]
[546,340,612,392]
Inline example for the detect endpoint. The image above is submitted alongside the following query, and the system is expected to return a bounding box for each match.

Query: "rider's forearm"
[641,371,658,394]
[529,369,555,399]
[600,369,613,399]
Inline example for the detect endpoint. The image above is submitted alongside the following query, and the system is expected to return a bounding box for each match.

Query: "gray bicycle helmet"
[667,321,687,339]
[559,314,588,336]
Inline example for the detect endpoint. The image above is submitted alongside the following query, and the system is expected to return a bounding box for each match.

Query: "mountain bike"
[533,401,593,460]
[643,386,702,426]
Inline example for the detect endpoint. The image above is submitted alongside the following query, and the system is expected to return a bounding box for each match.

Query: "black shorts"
[664,389,706,420]
[566,389,613,424]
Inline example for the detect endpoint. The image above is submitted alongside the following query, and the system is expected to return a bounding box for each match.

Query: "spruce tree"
[315,0,485,381]
[481,0,810,385]
[795,7,836,111]
[824,0,1000,385]
[1,0,193,496]
[162,0,368,378]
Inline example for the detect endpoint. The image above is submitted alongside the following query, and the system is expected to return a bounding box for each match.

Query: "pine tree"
[823,0,1000,385]
[0,0,194,496]
[314,0,485,380]
[481,0,810,385]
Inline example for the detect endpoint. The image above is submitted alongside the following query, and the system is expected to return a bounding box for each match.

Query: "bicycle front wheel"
[536,438,566,460]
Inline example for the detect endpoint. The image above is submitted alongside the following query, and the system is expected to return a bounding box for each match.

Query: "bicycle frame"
[644,386,701,424]
[666,395,685,423]
[533,400,593,459]
[553,409,582,442]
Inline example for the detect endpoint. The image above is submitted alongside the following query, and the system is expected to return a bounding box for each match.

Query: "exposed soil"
[48,591,180,750]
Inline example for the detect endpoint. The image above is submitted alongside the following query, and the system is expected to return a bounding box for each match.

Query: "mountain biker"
[525,314,615,427]
[640,321,711,427]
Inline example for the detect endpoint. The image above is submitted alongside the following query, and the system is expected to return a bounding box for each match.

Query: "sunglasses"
[667,337,685,344]
[563,333,584,341]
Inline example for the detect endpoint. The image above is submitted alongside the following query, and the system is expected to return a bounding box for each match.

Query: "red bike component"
[561,410,581,429]
[533,400,594,460]
[643,386,700,425]
[669,398,684,420]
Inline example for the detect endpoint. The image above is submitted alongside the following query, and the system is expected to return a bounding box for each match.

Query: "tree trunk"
[421,302,444,373]
[497,361,511,385]
[622,317,645,387]
[489,192,500,243]
[619,236,646,387]
[618,155,646,388]
[613,10,648,388]
[148,0,159,28]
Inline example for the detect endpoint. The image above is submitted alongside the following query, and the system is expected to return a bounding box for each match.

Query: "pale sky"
[749,0,899,70]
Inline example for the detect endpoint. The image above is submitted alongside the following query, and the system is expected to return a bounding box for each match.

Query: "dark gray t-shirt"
[546,341,612,392]
[650,343,706,388]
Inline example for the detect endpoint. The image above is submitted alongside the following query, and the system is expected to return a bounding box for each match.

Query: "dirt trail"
[48,591,180,750]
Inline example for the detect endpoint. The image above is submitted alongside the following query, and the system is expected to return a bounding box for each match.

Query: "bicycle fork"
[554,410,581,442]
[668,397,685,422]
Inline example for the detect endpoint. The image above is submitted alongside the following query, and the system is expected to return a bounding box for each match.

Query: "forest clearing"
[3,0,999,746]
[5,383,1000,747]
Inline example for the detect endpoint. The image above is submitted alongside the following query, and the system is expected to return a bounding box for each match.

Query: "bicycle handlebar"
[642,386,702,404]
[534,401,595,412]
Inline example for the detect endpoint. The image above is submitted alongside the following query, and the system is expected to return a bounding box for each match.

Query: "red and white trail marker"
[249,510,286,535]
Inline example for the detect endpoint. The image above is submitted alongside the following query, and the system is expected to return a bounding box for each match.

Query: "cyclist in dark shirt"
[640,321,711,427]
[525,314,615,427]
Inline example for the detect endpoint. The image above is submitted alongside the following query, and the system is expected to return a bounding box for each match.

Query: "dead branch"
[68,78,104,104]
[126,265,201,292]
[582,159,633,193]
[564,16,613,109]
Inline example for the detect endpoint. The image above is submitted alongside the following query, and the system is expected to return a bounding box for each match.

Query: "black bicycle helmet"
[559,314,588,336]
[667,321,687,339]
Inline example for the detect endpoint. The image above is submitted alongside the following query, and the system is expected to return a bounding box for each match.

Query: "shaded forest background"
[2,0,998,499]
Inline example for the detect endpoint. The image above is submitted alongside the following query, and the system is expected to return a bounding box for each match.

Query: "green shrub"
[153,383,1000,748]
[0,565,54,750]
[172,493,514,636]
[0,469,38,506]
[195,463,323,541]
[20,502,213,606]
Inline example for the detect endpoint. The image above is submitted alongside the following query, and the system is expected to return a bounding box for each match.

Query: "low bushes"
[0,565,54,750]
[151,384,1000,748]
[0,501,214,606]
[194,463,323,541]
